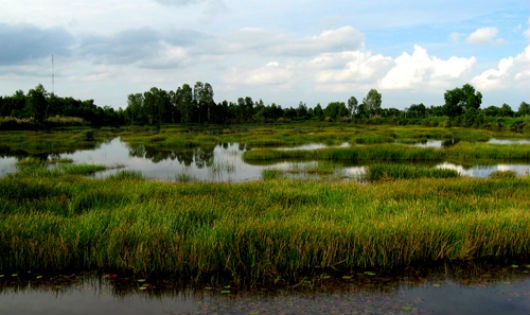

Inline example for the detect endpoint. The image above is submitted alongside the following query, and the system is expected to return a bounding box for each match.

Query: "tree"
[27,84,48,123]
[499,103,514,117]
[517,101,530,117]
[443,83,482,118]
[363,89,382,118]
[126,93,146,124]
[347,96,358,117]
[176,84,194,123]
[407,103,426,118]
[313,104,324,121]
[324,102,349,120]
[193,81,215,122]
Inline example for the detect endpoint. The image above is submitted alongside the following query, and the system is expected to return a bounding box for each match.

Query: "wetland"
[2,123,530,313]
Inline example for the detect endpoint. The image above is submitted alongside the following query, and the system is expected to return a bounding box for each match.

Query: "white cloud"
[218,26,364,57]
[472,45,530,90]
[466,27,505,45]
[380,45,476,90]
[450,32,460,43]
[526,17,530,40]
[225,61,293,86]
[309,51,392,84]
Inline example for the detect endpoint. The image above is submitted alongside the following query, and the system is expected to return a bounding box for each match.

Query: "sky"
[0,0,529,110]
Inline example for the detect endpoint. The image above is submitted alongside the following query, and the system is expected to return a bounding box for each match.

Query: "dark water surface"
[2,264,530,315]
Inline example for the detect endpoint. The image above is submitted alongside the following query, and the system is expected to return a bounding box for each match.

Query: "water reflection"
[488,138,530,145]
[59,138,266,182]
[2,137,530,182]
[277,142,350,151]
[414,138,460,148]
[437,162,530,177]
[1,262,530,315]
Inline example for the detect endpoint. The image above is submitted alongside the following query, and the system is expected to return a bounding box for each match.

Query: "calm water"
[2,264,530,315]
[1,137,530,181]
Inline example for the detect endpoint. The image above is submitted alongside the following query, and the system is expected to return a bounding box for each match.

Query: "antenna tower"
[51,54,55,96]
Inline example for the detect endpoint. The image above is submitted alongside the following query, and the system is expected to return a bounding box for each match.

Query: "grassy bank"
[2,163,530,286]
[243,142,530,165]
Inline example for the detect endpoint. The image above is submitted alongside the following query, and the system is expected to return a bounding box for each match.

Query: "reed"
[243,144,444,164]
[3,169,530,286]
[367,164,460,180]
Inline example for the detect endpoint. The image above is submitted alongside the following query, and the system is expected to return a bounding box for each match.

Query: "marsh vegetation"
[2,123,530,288]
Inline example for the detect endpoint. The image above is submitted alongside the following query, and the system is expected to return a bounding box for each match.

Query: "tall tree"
[517,101,530,117]
[193,81,215,122]
[176,84,194,123]
[347,96,358,117]
[27,84,48,123]
[363,89,382,117]
[443,83,482,118]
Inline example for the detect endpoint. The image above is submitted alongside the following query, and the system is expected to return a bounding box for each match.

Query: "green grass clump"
[3,168,530,286]
[488,170,517,179]
[108,170,145,181]
[262,169,283,180]
[367,164,460,180]
[243,144,443,164]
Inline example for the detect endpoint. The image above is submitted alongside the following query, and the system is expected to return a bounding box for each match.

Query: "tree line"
[0,84,124,127]
[1,82,529,129]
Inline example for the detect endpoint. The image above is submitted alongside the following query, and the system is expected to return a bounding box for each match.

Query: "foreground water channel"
[1,137,530,181]
[1,262,530,315]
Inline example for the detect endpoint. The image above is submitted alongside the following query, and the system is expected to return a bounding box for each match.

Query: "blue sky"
[0,0,529,109]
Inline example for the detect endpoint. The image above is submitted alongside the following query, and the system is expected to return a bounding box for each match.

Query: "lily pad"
[401,305,413,312]
[364,271,376,276]
[220,290,231,294]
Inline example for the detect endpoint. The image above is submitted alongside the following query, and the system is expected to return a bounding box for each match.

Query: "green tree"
[27,84,48,123]
[176,84,194,123]
[193,81,215,122]
[324,102,349,120]
[407,103,426,118]
[126,93,146,124]
[347,96,358,117]
[363,89,382,118]
[443,83,482,118]
[517,101,530,117]
[499,103,514,117]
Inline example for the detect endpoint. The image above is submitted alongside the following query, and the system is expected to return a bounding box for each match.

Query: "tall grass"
[2,168,530,286]
[243,144,444,164]
[367,164,459,180]
[243,142,530,165]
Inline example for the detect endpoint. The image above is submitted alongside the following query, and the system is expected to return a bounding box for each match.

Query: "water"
[1,138,530,182]
[2,264,530,314]
[415,138,530,148]
[413,138,460,148]
[61,139,269,182]
[277,142,350,151]
[0,157,17,177]
[488,138,530,145]
[437,162,530,177]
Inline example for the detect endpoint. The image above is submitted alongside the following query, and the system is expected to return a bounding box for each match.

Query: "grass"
[2,163,530,286]
[367,164,460,180]
[243,142,530,165]
[3,123,530,287]
[243,144,445,164]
